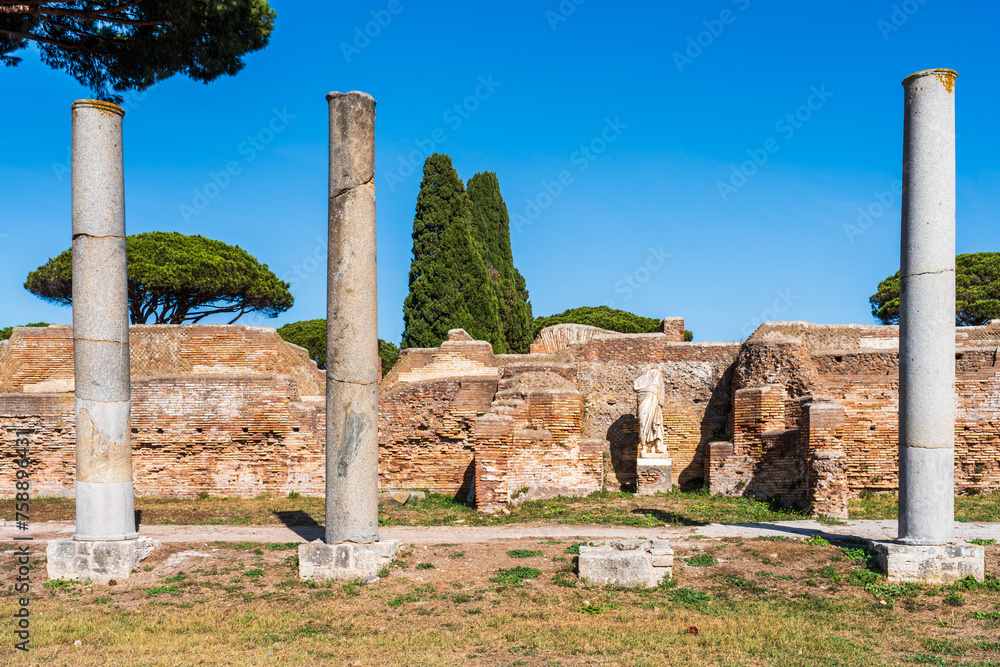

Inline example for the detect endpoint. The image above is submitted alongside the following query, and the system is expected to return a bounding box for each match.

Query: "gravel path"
[2,519,996,544]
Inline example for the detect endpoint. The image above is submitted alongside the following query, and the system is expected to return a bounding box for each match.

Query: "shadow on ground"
[273,510,324,541]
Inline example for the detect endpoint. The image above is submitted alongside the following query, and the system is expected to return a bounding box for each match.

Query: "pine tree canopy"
[24,231,292,324]
[870,252,1000,326]
[0,0,276,102]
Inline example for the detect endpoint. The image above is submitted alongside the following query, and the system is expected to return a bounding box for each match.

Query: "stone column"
[897,69,957,546]
[70,100,137,542]
[48,100,155,585]
[324,91,380,544]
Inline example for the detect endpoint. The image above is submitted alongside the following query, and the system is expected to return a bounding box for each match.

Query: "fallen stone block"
[47,537,157,585]
[299,540,401,581]
[870,541,984,584]
[577,538,673,588]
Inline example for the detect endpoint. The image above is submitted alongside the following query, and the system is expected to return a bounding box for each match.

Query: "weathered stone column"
[70,100,137,542]
[897,69,957,546]
[324,91,380,544]
[871,69,983,584]
[299,91,398,582]
[48,100,155,585]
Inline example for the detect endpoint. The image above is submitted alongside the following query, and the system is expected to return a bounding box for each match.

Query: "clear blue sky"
[2,0,997,343]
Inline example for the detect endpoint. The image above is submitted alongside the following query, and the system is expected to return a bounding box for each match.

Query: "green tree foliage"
[533,306,663,338]
[0,322,50,342]
[467,172,534,353]
[275,318,398,375]
[378,339,400,375]
[24,232,292,324]
[0,0,276,102]
[401,154,504,351]
[870,252,1000,325]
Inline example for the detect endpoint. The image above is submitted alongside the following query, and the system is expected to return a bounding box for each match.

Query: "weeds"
[684,553,718,567]
[491,566,541,587]
[506,549,542,559]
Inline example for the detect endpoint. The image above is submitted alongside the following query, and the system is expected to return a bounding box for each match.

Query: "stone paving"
[3,519,996,545]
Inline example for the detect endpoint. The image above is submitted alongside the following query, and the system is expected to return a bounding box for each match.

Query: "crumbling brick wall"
[571,334,740,490]
[0,325,327,499]
[716,322,1000,512]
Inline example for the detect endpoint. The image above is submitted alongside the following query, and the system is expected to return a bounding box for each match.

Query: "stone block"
[577,538,672,588]
[47,537,157,585]
[299,539,400,582]
[636,459,672,495]
[870,541,984,584]
[378,490,427,506]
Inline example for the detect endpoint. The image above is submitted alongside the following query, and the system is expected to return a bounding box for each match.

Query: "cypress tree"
[401,155,505,351]
[467,172,534,353]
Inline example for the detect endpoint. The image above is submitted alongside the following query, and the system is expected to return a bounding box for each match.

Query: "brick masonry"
[2,320,999,516]
[710,322,1000,514]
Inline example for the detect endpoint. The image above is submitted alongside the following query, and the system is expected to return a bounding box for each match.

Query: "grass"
[849,490,1000,522]
[491,566,542,587]
[684,553,719,567]
[506,549,543,559]
[3,536,998,666]
[13,489,1000,528]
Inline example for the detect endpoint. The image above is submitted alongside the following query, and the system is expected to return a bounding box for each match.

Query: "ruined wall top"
[746,321,1000,353]
[0,324,324,396]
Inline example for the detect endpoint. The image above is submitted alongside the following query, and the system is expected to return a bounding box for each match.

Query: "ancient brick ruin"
[2,318,999,517]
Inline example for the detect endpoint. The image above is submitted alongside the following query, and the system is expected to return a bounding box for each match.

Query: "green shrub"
[0,322,50,341]
[532,306,661,338]
[277,318,399,375]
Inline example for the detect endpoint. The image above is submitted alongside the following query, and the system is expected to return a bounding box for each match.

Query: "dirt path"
[3,519,997,544]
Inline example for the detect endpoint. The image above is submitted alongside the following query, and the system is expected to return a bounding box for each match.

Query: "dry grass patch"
[2,538,997,665]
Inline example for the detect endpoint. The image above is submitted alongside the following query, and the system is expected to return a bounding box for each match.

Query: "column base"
[870,541,984,584]
[46,537,157,585]
[636,458,672,495]
[298,540,401,582]
[578,538,673,588]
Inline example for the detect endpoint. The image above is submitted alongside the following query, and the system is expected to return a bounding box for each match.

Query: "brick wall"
[0,325,327,499]
[571,334,740,489]
[715,322,1000,514]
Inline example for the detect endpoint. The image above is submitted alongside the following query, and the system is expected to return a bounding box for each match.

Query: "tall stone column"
[324,91,380,544]
[873,69,982,584]
[300,91,398,581]
[70,100,137,542]
[48,100,155,585]
[897,69,956,546]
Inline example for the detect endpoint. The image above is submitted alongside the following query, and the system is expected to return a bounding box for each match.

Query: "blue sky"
[2,0,997,344]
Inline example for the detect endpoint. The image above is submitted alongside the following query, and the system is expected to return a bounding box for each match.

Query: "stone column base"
[870,541,984,584]
[298,540,401,582]
[578,538,673,588]
[636,458,672,495]
[46,537,157,585]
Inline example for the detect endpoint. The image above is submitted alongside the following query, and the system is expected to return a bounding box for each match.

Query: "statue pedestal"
[636,458,672,495]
